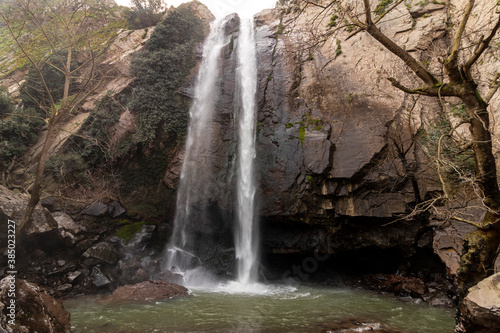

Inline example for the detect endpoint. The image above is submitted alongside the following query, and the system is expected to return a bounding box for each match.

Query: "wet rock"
[156,270,184,285]
[108,201,126,218]
[122,225,156,253]
[164,148,185,189]
[223,13,240,35]
[424,292,453,307]
[91,267,112,288]
[133,268,150,283]
[361,274,428,298]
[0,277,71,333]
[83,242,120,264]
[82,201,108,217]
[99,280,189,304]
[458,273,500,333]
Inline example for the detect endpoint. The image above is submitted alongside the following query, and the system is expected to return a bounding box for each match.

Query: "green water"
[65,284,455,333]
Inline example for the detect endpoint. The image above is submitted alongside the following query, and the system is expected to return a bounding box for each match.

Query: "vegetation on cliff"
[129,5,204,143]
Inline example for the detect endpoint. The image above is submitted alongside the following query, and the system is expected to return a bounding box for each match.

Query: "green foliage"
[124,6,163,29]
[45,151,89,184]
[335,39,342,57]
[450,103,467,118]
[328,14,338,28]
[129,6,204,144]
[298,126,306,144]
[375,0,394,15]
[70,92,124,168]
[116,221,145,242]
[344,19,354,32]
[131,0,165,12]
[293,115,324,145]
[0,0,125,75]
[19,52,79,115]
[0,107,44,170]
[419,112,476,185]
[344,93,354,103]
[0,86,13,117]
[277,22,284,34]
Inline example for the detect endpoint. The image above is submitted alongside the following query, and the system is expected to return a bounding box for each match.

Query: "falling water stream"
[165,15,261,289]
[235,18,259,286]
[165,17,227,276]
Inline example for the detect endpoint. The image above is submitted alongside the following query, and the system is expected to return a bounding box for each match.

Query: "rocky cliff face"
[240,0,500,280]
[246,3,438,265]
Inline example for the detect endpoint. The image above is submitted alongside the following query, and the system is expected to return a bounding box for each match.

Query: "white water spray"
[235,18,259,286]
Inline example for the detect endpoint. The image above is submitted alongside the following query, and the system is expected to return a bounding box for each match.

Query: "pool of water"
[65,283,455,333]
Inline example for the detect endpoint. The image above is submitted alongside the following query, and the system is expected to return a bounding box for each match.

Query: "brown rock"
[458,273,500,333]
[164,148,185,189]
[432,219,478,276]
[100,280,189,304]
[0,277,71,333]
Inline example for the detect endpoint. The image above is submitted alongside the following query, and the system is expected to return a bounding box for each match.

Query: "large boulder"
[0,277,71,333]
[0,186,57,235]
[99,280,189,304]
[458,273,500,332]
[83,241,121,265]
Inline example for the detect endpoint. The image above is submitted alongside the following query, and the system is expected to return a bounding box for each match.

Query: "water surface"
[65,284,455,333]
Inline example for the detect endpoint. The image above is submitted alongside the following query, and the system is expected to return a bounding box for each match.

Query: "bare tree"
[287,0,500,294]
[0,0,121,241]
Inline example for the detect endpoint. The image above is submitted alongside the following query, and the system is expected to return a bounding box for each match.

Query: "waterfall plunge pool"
[65,283,455,333]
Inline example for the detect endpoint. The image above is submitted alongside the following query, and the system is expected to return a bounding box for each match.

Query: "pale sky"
[115,0,276,18]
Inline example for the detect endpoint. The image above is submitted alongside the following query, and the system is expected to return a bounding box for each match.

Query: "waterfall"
[166,18,227,274]
[235,18,259,286]
[165,15,260,290]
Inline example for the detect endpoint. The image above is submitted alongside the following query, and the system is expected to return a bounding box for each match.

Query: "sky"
[115,0,276,18]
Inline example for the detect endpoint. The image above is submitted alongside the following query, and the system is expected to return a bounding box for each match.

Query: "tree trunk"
[456,90,500,296]
[17,118,58,242]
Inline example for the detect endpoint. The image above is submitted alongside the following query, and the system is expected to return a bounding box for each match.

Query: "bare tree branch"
[462,14,500,80]
[485,73,500,103]
[445,0,476,81]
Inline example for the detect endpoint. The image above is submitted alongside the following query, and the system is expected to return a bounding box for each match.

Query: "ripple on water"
[65,284,456,333]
